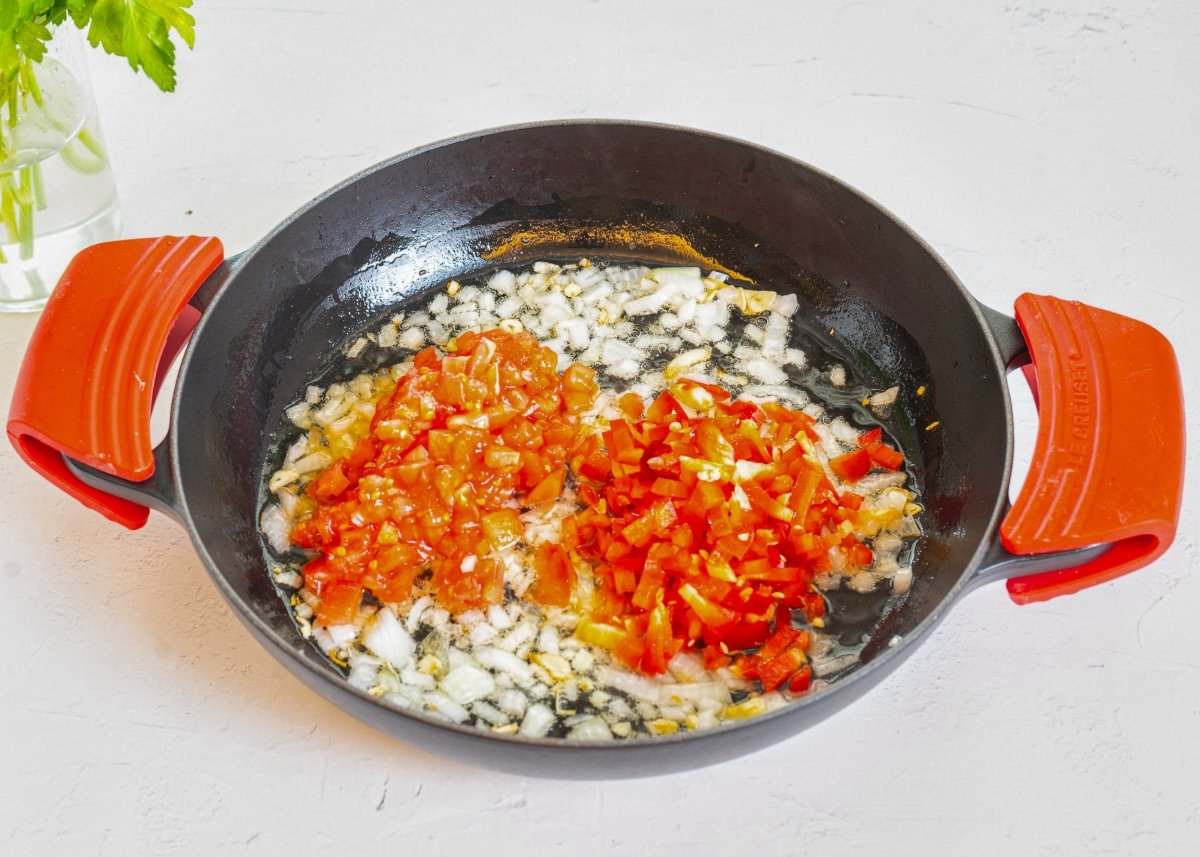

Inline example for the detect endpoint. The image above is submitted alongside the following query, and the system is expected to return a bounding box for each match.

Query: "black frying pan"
[7,121,1185,777]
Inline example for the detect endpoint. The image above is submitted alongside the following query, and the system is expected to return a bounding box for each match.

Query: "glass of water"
[0,26,122,313]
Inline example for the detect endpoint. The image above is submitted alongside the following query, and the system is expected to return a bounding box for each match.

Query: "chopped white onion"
[325,624,358,648]
[650,267,702,289]
[869,386,900,408]
[744,358,787,385]
[471,701,510,726]
[518,703,556,738]
[762,313,789,358]
[474,646,536,686]
[424,691,470,724]
[440,665,497,705]
[693,300,729,329]
[784,347,807,368]
[658,682,733,707]
[488,270,517,293]
[601,338,643,364]
[494,688,529,718]
[406,596,434,634]
[771,293,799,317]
[292,451,333,475]
[830,417,861,446]
[595,666,665,704]
[567,715,614,741]
[664,346,711,379]
[676,299,697,324]
[363,607,416,670]
[260,504,291,554]
[487,604,513,631]
[580,283,613,305]
[400,669,437,690]
[557,318,591,350]
[609,358,640,379]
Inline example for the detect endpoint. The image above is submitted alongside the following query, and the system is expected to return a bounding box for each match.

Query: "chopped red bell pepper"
[868,443,905,470]
[829,448,872,482]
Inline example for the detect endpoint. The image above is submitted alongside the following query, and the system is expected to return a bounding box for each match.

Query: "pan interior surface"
[172,122,1011,758]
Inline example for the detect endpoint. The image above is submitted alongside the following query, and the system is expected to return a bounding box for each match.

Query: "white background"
[2,1,1197,854]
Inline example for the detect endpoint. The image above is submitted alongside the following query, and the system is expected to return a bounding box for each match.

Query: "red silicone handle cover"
[1000,293,1185,604]
[6,237,224,529]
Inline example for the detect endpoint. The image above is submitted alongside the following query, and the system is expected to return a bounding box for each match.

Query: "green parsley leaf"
[77,1,196,92]
[3,1,196,95]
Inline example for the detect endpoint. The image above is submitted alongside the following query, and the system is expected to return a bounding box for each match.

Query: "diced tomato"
[650,478,689,499]
[579,451,611,481]
[856,426,905,470]
[703,646,731,670]
[346,437,378,470]
[561,363,600,414]
[671,523,697,550]
[315,582,362,626]
[308,460,351,502]
[414,346,440,371]
[529,542,575,607]
[713,533,750,560]
[617,392,645,420]
[526,468,565,505]
[787,468,821,518]
[484,445,522,471]
[481,508,523,550]
[292,329,593,617]
[606,419,642,465]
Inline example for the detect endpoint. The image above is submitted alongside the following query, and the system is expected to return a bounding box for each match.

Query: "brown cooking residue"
[482,225,754,285]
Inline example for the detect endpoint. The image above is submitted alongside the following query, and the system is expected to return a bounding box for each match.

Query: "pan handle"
[994,293,1185,604]
[6,236,225,529]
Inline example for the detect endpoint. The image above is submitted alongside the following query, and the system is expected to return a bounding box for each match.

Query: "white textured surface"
[2,1,1198,853]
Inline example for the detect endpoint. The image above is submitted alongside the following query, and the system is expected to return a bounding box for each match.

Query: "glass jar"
[0,26,122,313]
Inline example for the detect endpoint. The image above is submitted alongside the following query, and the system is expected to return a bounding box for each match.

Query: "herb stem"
[0,175,19,245]
[30,161,46,210]
[77,126,107,161]
[60,137,106,174]
[17,167,34,259]
[21,59,44,107]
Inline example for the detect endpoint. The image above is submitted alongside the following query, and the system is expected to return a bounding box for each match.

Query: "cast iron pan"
[7,122,1185,777]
